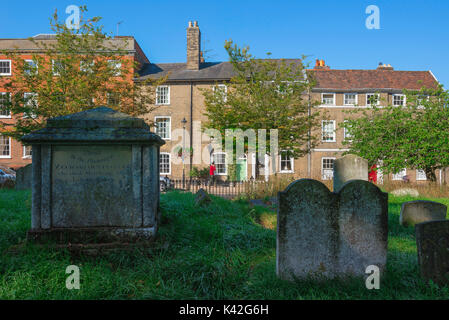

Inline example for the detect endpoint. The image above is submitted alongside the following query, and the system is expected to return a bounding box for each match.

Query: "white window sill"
[0,156,11,159]
[0,74,11,76]
[322,140,336,143]
[215,173,227,176]
[279,170,294,174]
[155,103,170,106]
[160,172,171,175]
[0,116,12,119]
[23,156,32,159]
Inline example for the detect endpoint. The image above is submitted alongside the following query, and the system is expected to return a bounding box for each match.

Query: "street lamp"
[181,117,187,188]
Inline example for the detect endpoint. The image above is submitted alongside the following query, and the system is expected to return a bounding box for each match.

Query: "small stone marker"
[400,200,447,227]
[416,220,449,286]
[22,107,165,246]
[391,188,419,197]
[195,188,211,207]
[15,164,32,190]
[333,154,368,192]
[277,179,388,280]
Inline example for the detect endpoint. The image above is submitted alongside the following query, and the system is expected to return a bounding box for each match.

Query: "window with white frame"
[322,157,335,180]
[23,92,38,118]
[392,168,407,180]
[416,169,427,181]
[212,152,227,175]
[366,93,380,106]
[156,86,170,105]
[23,145,32,159]
[0,135,10,158]
[344,93,357,106]
[108,60,121,76]
[322,120,336,142]
[0,93,10,118]
[213,84,227,102]
[393,94,405,106]
[322,93,335,105]
[159,153,171,175]
[155,117,171,140]
[279,151,294,173]
[0,60,11,76]
[107,92,120,107]
[52,60,65,76]
[80,60,94,73]
[343,120,352,141]
[24,59,38,75]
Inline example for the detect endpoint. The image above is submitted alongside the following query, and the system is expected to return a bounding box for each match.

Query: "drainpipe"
[307,87,312,178]
[189,81,193,181]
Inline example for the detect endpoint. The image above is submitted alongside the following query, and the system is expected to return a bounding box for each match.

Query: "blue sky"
[2,0,448,86]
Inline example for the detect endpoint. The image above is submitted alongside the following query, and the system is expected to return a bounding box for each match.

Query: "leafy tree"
[341,86,449,181]
[202,40,322,174]
[0,6,165,140]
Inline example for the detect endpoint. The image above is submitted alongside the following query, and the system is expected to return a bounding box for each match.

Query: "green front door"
[236,157,247,181]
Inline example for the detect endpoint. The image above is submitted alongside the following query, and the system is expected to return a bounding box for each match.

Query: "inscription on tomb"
[51,145,137,228]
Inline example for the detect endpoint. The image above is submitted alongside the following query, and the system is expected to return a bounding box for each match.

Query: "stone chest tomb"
[22,107,165,244]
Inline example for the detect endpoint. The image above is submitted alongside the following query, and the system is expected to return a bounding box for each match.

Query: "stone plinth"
[21,107,165,245]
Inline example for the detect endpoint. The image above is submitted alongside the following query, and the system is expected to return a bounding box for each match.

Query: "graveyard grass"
[0,189,448,299]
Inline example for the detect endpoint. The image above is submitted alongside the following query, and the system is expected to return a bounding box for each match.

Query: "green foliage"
[342,86,449,181]
[202,40,323,159]
[189,166,209,179]
[0,6,165,140]
[1,189,449,299]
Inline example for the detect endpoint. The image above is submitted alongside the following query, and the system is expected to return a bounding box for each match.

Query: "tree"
[341,85,449,181]
[0,6,165,140]
[202,40,322,176]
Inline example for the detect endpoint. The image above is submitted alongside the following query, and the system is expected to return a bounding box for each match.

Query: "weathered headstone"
[333,154,368,192]
[277,179,388,280]
[22,107,165,246]
[416,220,449,286]
[15,164,32,190]
[195,188,211,207]
[400,200,447,227]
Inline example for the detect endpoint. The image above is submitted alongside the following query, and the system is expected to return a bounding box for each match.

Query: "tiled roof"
[137,59,304,82]
[309,69,438,91]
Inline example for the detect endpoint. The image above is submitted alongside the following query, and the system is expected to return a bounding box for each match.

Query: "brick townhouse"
[0,22,442,183]
[0,34,149,169]
[139,21,440,183]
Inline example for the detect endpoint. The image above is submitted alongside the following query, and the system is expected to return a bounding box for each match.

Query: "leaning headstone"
[400,200,447,227]
[22,107,165,246]
[391,188,419,197]
[15,164,32,190]
[277,179,388,280]
[195,188,211,207]
[416,220,449,286]
[333,154,368,192]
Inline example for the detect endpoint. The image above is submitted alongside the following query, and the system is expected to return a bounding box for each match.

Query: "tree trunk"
[425,167,437,182]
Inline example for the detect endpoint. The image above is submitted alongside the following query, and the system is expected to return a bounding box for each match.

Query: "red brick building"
[0,34,149,169]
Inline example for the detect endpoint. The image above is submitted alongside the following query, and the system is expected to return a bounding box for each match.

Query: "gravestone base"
[27,226,157,245]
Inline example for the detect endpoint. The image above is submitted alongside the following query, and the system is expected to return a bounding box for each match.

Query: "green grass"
[0,189,448,299]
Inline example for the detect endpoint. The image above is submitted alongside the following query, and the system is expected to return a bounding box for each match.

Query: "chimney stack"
[186,21,201,70]
[377,62,394,70]
[314,58,330,70]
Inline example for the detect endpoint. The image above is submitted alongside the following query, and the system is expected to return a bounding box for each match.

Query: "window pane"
[155,118,170,139]
[0,93,10,117]
[159,153,170,174]
[322,120,335,141]
[0,60,11,74]
[157,86,169,105]
[212,153,226,174]
[0,135,10,156]
[322,158,334,180]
